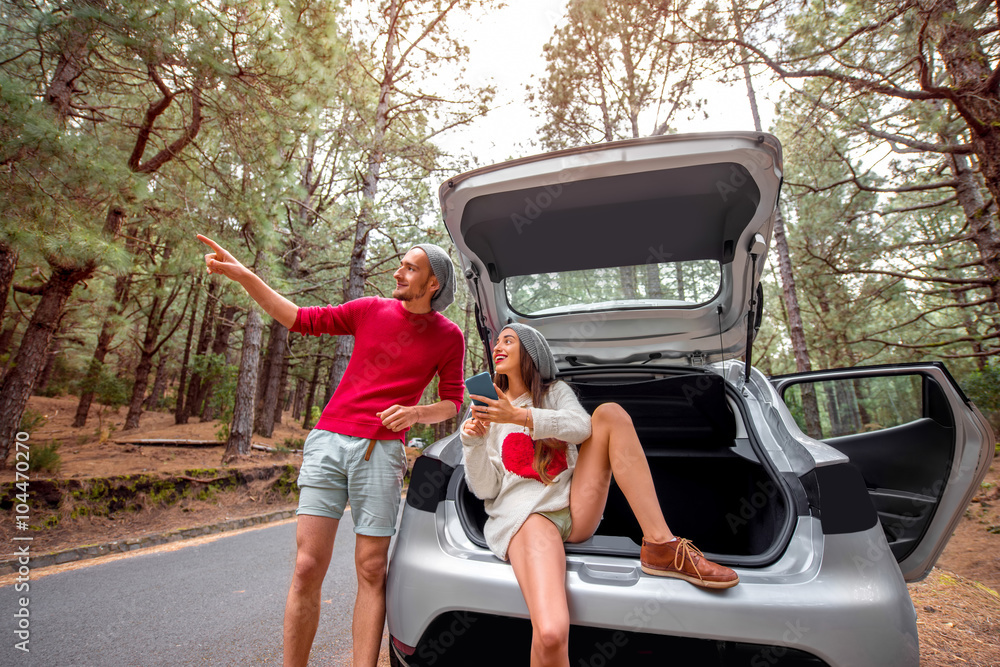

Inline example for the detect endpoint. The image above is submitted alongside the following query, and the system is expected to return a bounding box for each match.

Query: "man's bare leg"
[284,514,340,667]
[352,534,392,667]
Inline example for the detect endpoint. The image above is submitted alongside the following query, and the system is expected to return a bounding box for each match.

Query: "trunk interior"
[455,371,792,566]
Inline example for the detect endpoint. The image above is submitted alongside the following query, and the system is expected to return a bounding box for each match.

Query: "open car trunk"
[455,371,794,567]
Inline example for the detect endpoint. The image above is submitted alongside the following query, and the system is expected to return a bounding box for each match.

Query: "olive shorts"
[296,429,407,537]
[538,507,573,542]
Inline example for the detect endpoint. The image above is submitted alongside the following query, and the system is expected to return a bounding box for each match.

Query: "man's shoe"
[640,537,740,589]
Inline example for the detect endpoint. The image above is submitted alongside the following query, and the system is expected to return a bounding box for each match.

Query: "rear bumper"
[386,503,918,667]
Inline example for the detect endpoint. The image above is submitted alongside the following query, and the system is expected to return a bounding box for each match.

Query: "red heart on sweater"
[501,432,567,481]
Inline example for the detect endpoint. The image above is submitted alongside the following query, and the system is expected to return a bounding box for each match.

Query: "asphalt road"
[1,509,377,666]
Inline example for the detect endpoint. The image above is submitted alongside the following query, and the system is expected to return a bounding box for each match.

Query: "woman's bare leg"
[507,514,572,667]
[568,402,672,544]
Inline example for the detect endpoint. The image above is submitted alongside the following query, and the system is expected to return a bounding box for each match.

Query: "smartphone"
[465,372,499,407]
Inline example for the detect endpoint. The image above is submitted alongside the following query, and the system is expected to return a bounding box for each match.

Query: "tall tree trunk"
[327,0,398,395]
[0,240,18,326]
[181,277,218,422]
[123,293,163,431]
[0,262,95,465]
[931,1,1000,295]
[618,266,638,298]
[774,213,822,433]
[733,0,822,435]
[200,304,237,420]
[143,353,169,410]
[254,318,287,437]
[44,0,97,124]
[946,148,1000,305]
[73,273,131,427]
[274,347,290,426]
[123,274,188,431]
[644,263,663,298]
[174,275,203,423]
[291,374,307,422]
[254,330,271,424]
[224,307,263,463]
[34,335,62,395]
[303,350,323,429]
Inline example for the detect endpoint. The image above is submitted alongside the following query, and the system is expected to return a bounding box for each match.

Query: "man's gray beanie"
[502,323,557,380]
[413,244,455,312]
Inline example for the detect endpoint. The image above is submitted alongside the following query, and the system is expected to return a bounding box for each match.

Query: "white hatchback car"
[385,132,995,666]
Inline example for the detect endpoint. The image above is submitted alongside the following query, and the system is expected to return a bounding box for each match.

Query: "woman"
[461,323,738,667]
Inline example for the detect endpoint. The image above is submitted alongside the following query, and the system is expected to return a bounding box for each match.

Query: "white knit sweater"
[460,381,593,560]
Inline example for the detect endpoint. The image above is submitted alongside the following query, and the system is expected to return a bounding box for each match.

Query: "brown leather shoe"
[640,537,740,589]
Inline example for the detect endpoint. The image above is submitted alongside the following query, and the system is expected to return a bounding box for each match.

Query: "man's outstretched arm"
[197,234,298,329]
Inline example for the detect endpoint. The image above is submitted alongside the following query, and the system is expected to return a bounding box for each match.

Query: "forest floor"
[3,395,999,666]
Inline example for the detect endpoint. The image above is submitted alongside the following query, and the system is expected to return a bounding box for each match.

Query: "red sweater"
[291,297,465,442]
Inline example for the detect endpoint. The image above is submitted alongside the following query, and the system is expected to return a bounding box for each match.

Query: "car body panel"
[387,508,919,666]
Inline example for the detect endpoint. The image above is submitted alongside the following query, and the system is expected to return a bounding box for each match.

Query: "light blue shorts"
[296,429,407,537]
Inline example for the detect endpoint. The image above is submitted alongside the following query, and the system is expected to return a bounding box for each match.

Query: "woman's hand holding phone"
[462,417,488,438]
[470,385,524,426]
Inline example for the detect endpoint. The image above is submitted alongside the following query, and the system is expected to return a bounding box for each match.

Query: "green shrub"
[196,354,238,441]
[28,440,61,474]
[281,436,305,450]
[309,405,322,424]
[962,364,1000,437]
[76,361,131,408]
[18,408,47,436]
[964,364,1000,414]
[196,484,219,502]
[38,354,76,397]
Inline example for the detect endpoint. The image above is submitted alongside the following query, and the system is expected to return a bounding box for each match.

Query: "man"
[197,234,465,667]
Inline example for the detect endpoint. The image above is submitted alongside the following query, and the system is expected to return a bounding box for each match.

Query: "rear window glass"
[506,260,721,316]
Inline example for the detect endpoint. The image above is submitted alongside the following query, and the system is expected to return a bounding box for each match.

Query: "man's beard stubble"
[393,280,428,302]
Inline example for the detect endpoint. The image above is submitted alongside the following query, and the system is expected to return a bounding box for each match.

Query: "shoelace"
[671,538,707,581]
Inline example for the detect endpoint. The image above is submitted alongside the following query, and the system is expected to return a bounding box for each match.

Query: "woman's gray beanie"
[502,323,557,380]
[413,244,455,312]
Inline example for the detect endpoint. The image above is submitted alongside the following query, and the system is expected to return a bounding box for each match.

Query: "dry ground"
[6,395,1000,666]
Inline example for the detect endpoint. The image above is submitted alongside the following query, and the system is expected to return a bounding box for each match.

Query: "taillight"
[391,635,416,656]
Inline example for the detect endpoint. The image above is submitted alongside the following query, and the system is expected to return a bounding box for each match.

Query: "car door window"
[782,374,923,440]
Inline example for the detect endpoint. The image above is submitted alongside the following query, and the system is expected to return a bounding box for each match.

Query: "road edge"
[0,508,297,575]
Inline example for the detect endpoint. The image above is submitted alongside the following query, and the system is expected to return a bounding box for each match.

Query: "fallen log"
[113,438,223,447]
[251,443,302,454]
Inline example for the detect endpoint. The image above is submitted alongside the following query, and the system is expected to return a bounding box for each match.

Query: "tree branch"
[129,63,203,175]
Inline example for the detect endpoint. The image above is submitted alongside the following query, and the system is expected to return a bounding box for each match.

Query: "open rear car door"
[771,363,995,581]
